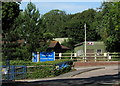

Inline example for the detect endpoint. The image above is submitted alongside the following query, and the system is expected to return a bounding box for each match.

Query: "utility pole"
[84,24,86,62]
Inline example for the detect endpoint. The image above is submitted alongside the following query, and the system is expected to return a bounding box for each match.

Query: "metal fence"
[2,65,26,80]
[55,52,120,62]
[2,60,26,80]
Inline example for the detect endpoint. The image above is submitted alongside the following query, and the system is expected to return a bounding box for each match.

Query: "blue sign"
[40,52,55,62]
[32,52,38,62]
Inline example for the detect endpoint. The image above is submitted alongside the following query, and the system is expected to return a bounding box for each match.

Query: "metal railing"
[2,65,26,80]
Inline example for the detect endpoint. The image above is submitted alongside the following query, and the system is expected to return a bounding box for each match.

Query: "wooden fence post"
[74,53,77,57]
[71,53,73,59]
[107,52,110,61]
[59,53,62,59]
[95,53,96,62]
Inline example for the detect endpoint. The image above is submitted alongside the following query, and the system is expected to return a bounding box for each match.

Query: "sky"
[20,1,103,15]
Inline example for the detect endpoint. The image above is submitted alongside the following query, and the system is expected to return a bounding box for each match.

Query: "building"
[74,41,106,56]
[53,38,71,44]
[47,41,70,53]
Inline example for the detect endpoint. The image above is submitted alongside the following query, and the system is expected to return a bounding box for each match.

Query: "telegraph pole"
[84,24,86,62]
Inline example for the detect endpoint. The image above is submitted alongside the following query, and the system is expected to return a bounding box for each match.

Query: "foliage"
[96,2,120,52]
[2,2,20,60]
[67,9,101,43]
[26,66,55,79]
[61,38,75,50]
[41,9,70,37]
[10,2,53,60]
[2,2,20,33]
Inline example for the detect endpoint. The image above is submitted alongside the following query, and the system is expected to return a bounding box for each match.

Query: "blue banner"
[40,52,55,62]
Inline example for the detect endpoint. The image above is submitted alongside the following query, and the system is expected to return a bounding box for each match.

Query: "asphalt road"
[2,65,120,86]
[73,65,119,78]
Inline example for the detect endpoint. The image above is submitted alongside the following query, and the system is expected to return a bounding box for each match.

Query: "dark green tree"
[96,2,120,52]
[2,2,20,33]
[2,2,21,60]
[12,2,53,60]
[42,9,70,37]
[64,9,101,47]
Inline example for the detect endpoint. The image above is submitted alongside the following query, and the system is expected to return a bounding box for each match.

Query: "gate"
[2,60,26,80]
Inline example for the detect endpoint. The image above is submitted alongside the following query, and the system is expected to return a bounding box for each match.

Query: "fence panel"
[55,52,120,62]
[2,65,26,80]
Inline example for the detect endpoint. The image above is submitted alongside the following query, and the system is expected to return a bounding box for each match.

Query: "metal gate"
[2,65,26,80]
[2,60,26,80]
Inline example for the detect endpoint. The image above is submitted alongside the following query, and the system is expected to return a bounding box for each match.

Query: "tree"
[41,9,70,37]
[2,2,20,60]
[64,9,101,47]
[96,2,120,52]
[2,2,20,33]
[12,2,53,60]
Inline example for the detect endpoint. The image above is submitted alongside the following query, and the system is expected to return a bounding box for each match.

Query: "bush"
[26,66,55,79]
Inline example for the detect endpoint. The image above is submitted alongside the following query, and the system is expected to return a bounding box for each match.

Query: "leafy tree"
[65,19,84,44]
[42,9,70,37]
[12,2,53,60]
[2,2,20,33]
[96,2,120,52]
[65,9,101,47]
[2,2,20,60]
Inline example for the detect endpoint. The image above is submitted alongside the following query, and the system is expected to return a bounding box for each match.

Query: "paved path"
[73,65,119,78]
[56,67,105,78]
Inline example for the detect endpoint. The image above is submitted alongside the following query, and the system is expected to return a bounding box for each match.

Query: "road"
[2,65,120,86]
[73,65,119,78]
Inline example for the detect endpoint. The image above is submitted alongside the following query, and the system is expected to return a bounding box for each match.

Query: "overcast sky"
[20,1,103,15]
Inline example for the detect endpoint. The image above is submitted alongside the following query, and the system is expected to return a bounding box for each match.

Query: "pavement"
[56,66,105,78]
[73,65,119,78]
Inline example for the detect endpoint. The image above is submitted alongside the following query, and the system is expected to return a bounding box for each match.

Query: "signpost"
[40,52,55,62]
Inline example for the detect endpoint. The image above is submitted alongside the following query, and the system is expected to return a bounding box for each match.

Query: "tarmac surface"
[2,65,120,86]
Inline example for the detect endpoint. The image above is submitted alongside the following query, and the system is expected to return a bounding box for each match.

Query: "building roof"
[74,41,104,47]
[74,42,83,47]
[49,41,70,50]
[49,41,59,48]
[61,45,70,50]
